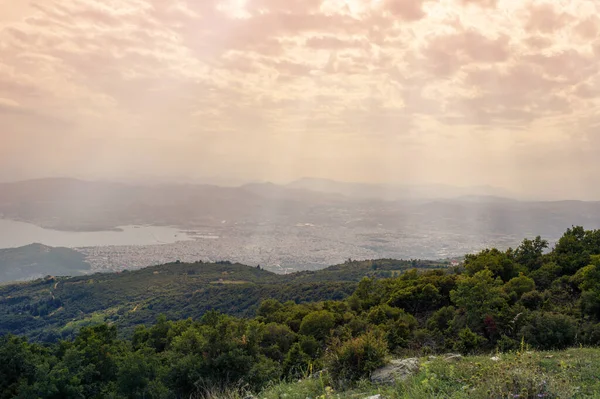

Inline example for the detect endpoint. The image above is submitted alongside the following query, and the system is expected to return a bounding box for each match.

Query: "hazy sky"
[1,0,599,198]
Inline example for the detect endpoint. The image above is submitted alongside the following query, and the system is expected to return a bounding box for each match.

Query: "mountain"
[0,178,346,232]
[0,244,90,283]
[0,258,444,341]
[3,179,600,268]
[3,228,600,399]
[288,177,514,201]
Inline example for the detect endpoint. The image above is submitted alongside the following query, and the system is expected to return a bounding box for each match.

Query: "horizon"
[1,0,600,199]
[1,174,599,202]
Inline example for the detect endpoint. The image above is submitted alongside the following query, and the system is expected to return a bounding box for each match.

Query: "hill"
[2,227,600,398]
[288,177,513,201]
[0,258,443,341]
[4,179,600,267]
[0,244,90,283]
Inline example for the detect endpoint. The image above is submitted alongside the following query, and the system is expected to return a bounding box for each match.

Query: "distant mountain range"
[0,177,599,236]
[1,178,600,271]
[286,177,515,201]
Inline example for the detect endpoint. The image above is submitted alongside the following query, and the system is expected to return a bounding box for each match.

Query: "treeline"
[2,226,600,398]
[0,257,441,342]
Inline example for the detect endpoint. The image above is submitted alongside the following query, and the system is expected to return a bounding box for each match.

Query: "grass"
[249,348,600,399]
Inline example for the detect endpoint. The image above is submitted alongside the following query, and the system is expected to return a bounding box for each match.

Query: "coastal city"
[77,223,522,274]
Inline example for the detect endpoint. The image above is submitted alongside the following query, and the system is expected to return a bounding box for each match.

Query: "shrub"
[409,328,437,353]
[578,322,600,346]
[520,312,577,350]
[299,311,335,341]
[283,343,312,379]
[504,274,536,299]
[426,306,456,332]
[246,356,282,390]
[530,263,561,290]
[325,330,388,386]
[496,334,518,352]
[520,290,544,310]
[454,327,487,355]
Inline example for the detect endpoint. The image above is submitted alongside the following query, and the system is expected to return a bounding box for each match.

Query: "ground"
[249,347,600,399]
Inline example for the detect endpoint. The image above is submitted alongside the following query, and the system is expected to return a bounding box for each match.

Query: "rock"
[490,356,500,362]
[364,395,382,399]
[444,354,463,362]
[310,369,328,379]
[370,358,420,385]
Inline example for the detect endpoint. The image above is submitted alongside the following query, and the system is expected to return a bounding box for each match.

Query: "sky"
[0,0,599,199]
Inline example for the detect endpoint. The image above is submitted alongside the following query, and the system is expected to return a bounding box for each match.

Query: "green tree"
[283,343,312,379]
[514,236,548,271]
[325,330,388,386]
[299,310,335,341]
[552,226,592,275]
[454,327,487,355]
[573,264,600,320]
[116,349,169,399]
[521,312,577,350]
[530,262,561,290]
[450,270,508,334]
[464,248,523,282]
[0,335,37,399]
[260,322,296,362]
[504,274,536,300]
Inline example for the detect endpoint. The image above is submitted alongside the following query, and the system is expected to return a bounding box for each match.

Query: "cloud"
[381,0,427,21]
[459,0,497,8]
[525,3,573,33]
[523,35,553,50]
[421,28,510,76]
[0,97,19,108]
[0,0,599,198]
[573,16,600,40]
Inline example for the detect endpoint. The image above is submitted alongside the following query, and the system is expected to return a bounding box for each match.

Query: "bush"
[520,290,544,310]
[496,334,518,352]
[520,312,577,350]
[283,343,312,379]
[247,356,282,390]
[454,327,487,355]
[578,322,600,346]
[325,330,388,386]
[426,306,456,332]
[299,311,335,341]
[409,328,437,353]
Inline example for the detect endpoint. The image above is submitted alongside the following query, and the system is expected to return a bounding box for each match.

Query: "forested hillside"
[0,258,443,341]
[0,244,90,283]
[2,226,600,398]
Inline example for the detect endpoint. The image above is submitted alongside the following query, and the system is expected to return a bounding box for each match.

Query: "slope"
[0,243,90,283]
[0,258,444,341]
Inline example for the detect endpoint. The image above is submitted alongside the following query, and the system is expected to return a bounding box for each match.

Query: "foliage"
[0,259,442,341]
[1,227,600,397]
[520,312,577,350]
[0,244,90,283]
[325,330,388,386]
[260,348,600,399]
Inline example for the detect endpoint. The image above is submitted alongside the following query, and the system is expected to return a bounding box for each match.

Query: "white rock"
[370,358,420,385]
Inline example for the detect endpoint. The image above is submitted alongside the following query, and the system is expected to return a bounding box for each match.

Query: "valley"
[2,179,600,277]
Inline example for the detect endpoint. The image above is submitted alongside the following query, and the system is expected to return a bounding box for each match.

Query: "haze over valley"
[2,0,600,281]
[4,1,600,397]
[2,177,600,280]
